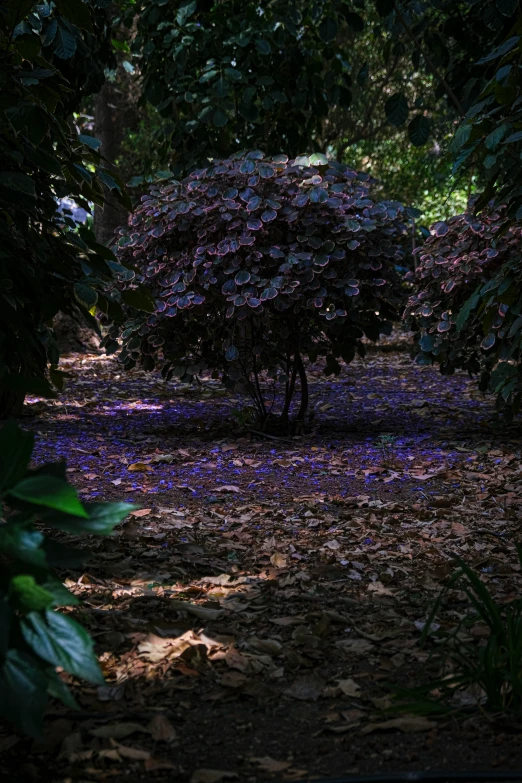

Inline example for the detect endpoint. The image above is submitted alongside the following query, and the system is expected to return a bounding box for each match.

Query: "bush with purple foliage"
[404,205,522,416]
[111,151,411,431]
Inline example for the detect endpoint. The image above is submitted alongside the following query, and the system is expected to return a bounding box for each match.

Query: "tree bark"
[93,80,128,247]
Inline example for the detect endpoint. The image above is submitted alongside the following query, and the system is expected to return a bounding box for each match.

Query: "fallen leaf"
[147,714,177,742]
[337,678,361,697]
[128,462,153,472]
[215,485,240,493]
[129,508,152,518]
[361,716,436,734]
[270,552,288,568]
[250,756,291,773]
[285,675,323,701]
[111,739,151,760]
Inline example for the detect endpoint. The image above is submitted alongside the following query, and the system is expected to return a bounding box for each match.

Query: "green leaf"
[503,130,522,143]
[54,0,92,31]
[385,93,409,127]
[212,108,228,127]
[46,667,79,710]
[408,115,431,146]
[73,282,98,309]
[309,152,328,166]
[78,134,102,150]
[46,501,135,535]
[497,0,519,15]
[318,16,338,43]
[121,287,156,313]
[0,650,48,739]
[485,123,509,150]
[255,38,271,55]
[0,420,34,493]
[477,36,520,65]
[53,25,77,60]
[21,610,104,684]
[0,172,35,197]
[9,575,54,613]
[456,290,481,332]
[9,476,89,518]
[0,521,46,567]
[225,345,239,361]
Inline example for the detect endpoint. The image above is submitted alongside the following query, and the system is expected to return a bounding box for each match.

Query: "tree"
[0,0,152,416]
[404,204,522,416]
[111,151,411,432]
[369,1,522,217]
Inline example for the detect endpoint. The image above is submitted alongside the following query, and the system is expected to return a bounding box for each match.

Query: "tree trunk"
[93,80,128,247]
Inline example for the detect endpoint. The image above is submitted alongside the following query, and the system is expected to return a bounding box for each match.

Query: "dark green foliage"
[0,0,153,416]
[128,0,364,168]
[404,206,522,416]
[376,1,522,217]
[0,419,134,737]
[396,546,522,718]
[112,151,411,430]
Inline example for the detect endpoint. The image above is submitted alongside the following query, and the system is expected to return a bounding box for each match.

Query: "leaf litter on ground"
[4,344,522,780]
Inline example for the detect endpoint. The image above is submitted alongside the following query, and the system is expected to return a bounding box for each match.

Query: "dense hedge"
[405,206,522,415]
[112,151,412,430]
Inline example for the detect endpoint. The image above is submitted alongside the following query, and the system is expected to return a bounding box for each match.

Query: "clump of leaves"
[404,206,522,417]
[396,546,522,719]
[112,151,412,432]
[0,420,134,738]
[0,0,154,417]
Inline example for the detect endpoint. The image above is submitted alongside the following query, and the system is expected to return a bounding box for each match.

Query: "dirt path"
[2,349,522,782]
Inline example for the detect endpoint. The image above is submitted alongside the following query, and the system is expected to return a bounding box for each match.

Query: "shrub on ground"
[404,206,522,416]
[112,151,412,431]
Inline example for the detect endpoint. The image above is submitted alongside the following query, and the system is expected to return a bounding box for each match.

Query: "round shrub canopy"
[114,151,411,429]
[404,206,522,415]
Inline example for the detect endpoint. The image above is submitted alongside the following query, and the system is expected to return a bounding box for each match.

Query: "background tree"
[0,0,153,416]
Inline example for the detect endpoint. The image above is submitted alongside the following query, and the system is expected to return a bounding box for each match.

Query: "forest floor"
[2,341,522,782]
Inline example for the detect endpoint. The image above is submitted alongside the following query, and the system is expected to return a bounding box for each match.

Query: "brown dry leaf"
[128,462,153,472]
[337,678,361,697]
[285,675,323,701]
[361,716,436,734]
[190,770,239,783]
[336,639,374,655]
[147,714,178,742]
[270,552,288,568]
[110,739,151,760]
[138,630,201,662]
[220,670,248,688]
[250,756,291,773]
[129,508,152,518]
[89,723,149,740]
